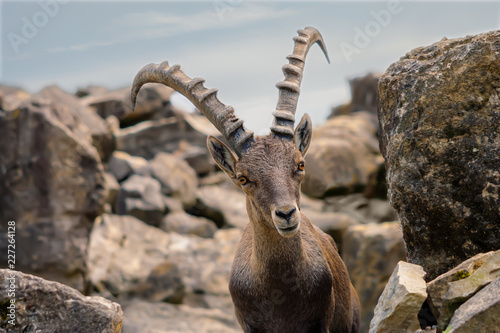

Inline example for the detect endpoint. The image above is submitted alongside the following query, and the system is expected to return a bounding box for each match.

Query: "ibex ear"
[207,136,238,178]
[293,114,312,156]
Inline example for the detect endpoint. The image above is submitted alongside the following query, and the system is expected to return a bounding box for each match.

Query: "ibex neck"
[246,198,305,265]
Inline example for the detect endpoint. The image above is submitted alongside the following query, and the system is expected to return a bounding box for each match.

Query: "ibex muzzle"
[132,26,360,333]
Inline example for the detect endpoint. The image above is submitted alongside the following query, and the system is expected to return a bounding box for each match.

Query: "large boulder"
[87,214,184,303]
[0,99,106,290]
[149,152,198,208]
[117,175,165,226]
[446,277,500,333]
[0,269,123,333]
[302,111,384,198]
[161,211,217,238]
[369,261,427,333]
[36,85,115,160]
[87,214,241,301]
[121,299,239,333]
[190,183,248,228]
[378,30,500,280]
[343,222,406,332]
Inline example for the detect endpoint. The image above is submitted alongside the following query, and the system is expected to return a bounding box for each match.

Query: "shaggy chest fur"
[229,222,335,333]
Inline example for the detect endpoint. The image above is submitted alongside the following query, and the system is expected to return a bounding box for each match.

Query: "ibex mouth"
[272,204,300,237]
[276,223,300,238]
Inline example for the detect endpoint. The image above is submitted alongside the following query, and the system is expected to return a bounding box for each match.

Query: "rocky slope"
[0,74,395,332]
[2,29,498,333]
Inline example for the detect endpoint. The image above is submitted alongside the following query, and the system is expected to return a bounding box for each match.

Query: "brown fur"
[210,135,360,333]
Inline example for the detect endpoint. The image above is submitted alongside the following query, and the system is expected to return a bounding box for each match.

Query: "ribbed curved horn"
[131,61,255,156]
[271,27,330,140]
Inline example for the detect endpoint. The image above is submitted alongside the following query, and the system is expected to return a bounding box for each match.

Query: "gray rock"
[105,114,120,134]
[324,193,398,225]
[121,299,239,333]
[328,73,381,118]
[81,84,173,127]
[163,196,184,214]
[75,85,109,98]
[87,214,184,303]
[329,102,351,118]
[176,141,216,176]
[302,111,384,198]
[0,99,106,290]
[150,152,198,207]
[190,184,248,228]
[168,228,241,295]
[117,175,165,226]
[446,277,500,333]
[427,250,500,331]
[303,210,357,243]
[0,269,123,333]
[200,294,237,321]
[369,261,427,333]
[378,30,500,280]
[115,111,220,159]
[198,171,230,187]
[124,260,184,304]
[300,195,358,250]
[109,150,151,181]
[343,222,407,333]
[87,214,240,300]
[182,292,237,322]
[104,172,120,212]
[36,85,115,161]
[161,211,217,238]
[0,84,31,111]
[348,73,381,115]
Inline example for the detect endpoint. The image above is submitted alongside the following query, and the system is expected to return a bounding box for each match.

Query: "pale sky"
[2,1,499,133]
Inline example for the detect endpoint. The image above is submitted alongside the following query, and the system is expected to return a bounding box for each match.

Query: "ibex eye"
[298,162,305,171]
[238,176,248,185]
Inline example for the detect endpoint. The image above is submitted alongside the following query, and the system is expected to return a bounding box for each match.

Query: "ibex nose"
[275,207,296,221]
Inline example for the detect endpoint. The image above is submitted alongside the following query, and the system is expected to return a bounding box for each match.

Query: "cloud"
[46,40,117,53]
[45,4,298,54]
[116,4,297,29]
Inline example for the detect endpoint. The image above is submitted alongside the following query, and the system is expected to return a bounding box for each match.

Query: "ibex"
[132,27,360,333]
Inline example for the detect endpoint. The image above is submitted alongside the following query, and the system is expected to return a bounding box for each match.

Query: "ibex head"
[207,115,312,237]
[131,27,329,238]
